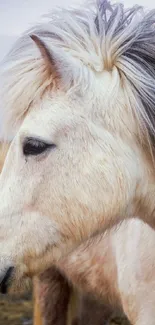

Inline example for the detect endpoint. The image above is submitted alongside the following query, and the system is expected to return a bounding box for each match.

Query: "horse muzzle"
[0,266,14,294]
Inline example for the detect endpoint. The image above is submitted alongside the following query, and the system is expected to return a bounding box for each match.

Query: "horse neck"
[136,149,155,229]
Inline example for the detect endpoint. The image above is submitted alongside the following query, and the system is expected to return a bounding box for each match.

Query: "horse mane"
[1,0,155,145]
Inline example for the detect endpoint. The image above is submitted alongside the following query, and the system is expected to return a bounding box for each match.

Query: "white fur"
[0,0,155,289]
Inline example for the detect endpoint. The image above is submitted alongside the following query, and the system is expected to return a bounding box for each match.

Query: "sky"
[0,0,155,62]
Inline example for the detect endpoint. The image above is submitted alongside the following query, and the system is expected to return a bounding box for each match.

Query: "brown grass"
[0,292,33,325]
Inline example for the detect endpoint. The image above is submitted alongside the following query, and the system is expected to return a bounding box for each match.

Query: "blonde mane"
[1,0,155,146]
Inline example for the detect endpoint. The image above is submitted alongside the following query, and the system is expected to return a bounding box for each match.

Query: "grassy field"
[0,292,130,325]
[0,293,33,325]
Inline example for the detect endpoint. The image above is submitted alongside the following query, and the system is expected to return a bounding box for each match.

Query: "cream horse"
[34,219,155,325]
[1,0,155,318]
[0,139,121,325]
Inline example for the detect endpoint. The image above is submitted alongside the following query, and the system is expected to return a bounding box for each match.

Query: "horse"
[33,267,115,325]
[34,219,155,325]
[0,142,10,171]
[1,0,155,306]
[0,142,115,325]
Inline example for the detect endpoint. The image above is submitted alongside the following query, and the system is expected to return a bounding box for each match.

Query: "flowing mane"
[1,0,155,145]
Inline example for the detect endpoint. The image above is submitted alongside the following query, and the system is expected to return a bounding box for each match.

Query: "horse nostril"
[0,266,14,294]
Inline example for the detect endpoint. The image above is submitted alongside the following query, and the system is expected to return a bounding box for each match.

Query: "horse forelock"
[1,0,155,147]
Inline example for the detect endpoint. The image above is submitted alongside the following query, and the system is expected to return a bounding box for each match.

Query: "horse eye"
[23,137,56,156]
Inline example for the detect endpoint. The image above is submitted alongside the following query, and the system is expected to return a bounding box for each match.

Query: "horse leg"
[75,294,113,325]
[120,290,155,325]
[129,309,155,325]
[33,267,71,325]
[33,278,43,325]
[33,270,113,325]
[133,314,155,325]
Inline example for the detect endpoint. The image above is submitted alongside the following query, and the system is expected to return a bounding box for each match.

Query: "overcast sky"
[0,0,155,61]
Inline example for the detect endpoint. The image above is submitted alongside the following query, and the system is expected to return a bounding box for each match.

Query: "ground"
[0,292,33,325]
[0,292,130,325]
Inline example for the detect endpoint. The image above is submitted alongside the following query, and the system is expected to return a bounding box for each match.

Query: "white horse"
[0,0,155,297]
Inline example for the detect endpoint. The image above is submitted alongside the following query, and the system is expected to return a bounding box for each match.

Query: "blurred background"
[0,0,154,62]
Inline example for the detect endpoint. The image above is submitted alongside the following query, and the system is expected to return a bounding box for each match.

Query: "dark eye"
[23,137,56,156]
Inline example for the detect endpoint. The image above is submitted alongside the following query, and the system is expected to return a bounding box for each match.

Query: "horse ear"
[30,34,60,78]
[30,34,81,89]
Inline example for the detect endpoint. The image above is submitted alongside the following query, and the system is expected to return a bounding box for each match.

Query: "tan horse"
[1,2,155,324]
